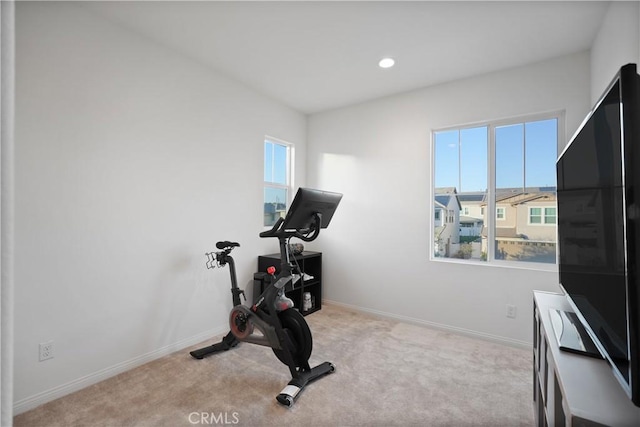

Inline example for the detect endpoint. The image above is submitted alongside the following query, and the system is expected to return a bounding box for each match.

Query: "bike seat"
[216,241,240,250]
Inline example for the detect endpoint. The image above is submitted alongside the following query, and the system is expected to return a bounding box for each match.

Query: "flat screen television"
[557,63,640,406]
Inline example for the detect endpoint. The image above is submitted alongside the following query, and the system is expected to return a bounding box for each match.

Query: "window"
[264,138,293,227]
[529,207,542,224]
[545,207,557,224]
[529,207,556,225]
[432,113,560,266]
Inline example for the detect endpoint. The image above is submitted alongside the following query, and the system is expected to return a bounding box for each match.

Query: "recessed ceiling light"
[378,58,395,69]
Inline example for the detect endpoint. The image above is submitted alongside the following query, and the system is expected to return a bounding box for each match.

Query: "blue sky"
[264,140,287,185]
[434,118,557,192]
[264,140,288,205]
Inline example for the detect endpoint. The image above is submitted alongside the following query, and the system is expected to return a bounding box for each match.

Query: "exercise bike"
[190,188,343,407]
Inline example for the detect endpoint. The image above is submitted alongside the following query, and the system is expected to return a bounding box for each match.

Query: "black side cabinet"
[256,251,322,315]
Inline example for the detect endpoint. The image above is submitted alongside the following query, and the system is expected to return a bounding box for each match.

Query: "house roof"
[435,195,452,207]
[496,186,556,195]
[508,193,557,205]
[458,193,486,203]
[434,189,462,210]
[480,191,556,206]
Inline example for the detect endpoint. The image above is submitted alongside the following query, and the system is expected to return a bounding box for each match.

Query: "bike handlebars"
[259,213,322,242]
[259,218,285,238]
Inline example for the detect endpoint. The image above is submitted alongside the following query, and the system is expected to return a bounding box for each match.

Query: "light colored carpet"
[14,304,534,426]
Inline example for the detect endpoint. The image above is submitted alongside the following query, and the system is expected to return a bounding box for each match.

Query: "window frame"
[430,111,563,271]
[263,136,295,228]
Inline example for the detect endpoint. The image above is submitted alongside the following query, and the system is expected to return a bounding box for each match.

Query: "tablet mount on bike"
[190,188,343,407]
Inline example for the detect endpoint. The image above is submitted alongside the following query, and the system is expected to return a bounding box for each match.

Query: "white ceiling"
[82,1,610,114]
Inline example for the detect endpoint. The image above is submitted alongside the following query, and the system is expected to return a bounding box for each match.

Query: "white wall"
[590,1,640,104]
[307,52,591,347]
[14,2,305,411]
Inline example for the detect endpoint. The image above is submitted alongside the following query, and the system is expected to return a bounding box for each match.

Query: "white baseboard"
[13,327,226,415]
[323,299,531,350]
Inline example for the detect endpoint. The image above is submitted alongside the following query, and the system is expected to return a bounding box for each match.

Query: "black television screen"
[557,63,640,406]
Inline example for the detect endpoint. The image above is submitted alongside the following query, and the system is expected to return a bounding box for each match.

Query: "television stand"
[533,291,640,426]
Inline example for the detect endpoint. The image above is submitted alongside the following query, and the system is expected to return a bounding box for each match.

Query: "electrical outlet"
[39,341,54,361]
[506,304,517,319]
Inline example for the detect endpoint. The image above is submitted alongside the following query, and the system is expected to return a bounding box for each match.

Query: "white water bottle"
[303,292,312,311]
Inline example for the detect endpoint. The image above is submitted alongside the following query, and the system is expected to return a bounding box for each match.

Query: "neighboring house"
[458,192,485,219]
[459,215,483,238]
[480,191,557,262]
[434,188,462,256]
[264,202,286,226]
[458,193,486,239]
